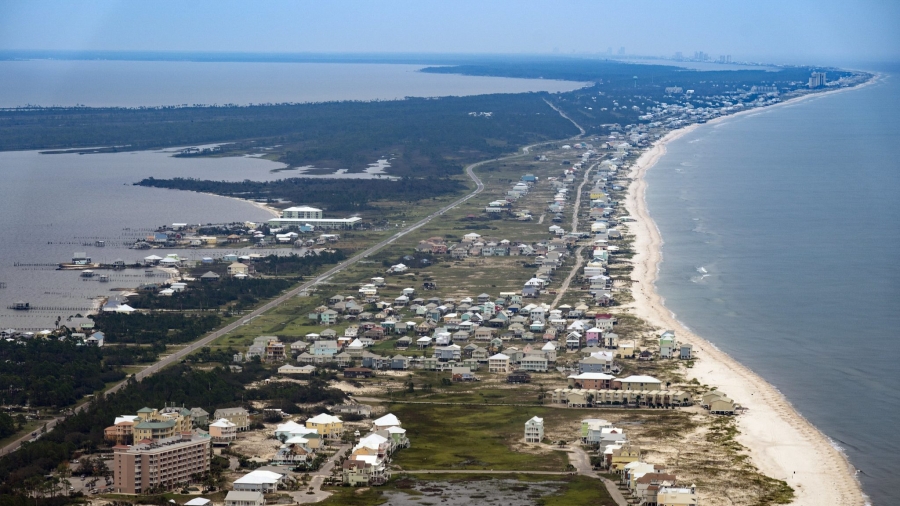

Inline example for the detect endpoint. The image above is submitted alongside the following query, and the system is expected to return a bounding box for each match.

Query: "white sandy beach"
[623,81,877,506]
[208,193,281,218]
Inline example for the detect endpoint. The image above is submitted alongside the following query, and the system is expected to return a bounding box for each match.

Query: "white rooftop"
[373,413,400,427]
[619,375,661,383]
[569,372,616,380]
[234,469,283,485]
[307,413,342,424]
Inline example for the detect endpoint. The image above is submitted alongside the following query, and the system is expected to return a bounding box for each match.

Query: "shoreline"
[199,192,281,219]
[623,80,876,506]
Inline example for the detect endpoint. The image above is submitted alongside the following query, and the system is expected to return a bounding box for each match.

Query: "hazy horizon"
[1,0,899,67]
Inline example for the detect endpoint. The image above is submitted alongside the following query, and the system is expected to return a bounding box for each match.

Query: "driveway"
[541,443,628,506]
[290,443,348,504]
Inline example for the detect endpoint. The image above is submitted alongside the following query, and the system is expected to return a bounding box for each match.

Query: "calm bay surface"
[0,60,584,328]
[0,148,282,329]
[0,60,585,108]
[646,70,900,504]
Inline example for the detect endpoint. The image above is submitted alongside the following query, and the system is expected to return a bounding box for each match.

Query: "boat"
[81,270,94,278]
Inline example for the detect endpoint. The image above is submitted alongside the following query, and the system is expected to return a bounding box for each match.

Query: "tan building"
[228,262,249,276]
[131,407,192,442]
[616,375,662,392]
[488,353,511,373]
[214,407,250,431]
[113,432,211,494]
[209,418,237,445]
[104,416,139,445]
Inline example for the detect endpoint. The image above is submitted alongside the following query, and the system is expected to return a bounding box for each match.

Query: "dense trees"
[0,340,123,407]
[137,176,466,211]
[126,278,292,312]
[246,250,346,276]
[91,313,221,345]
[0,414,16,440]
[0,93,577,179]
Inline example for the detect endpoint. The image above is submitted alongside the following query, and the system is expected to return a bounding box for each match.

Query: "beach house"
[524,416,544,443]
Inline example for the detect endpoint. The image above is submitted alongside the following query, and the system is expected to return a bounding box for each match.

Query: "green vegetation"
[127,277,292,311]
[137,177,467,212]
[0,414,19,441]
[316,474,615,506]
[92,312,222,345]
[388,403,567,471]
[0,93,578,178]
[0,339,124,407]
[252,250,346,275]
[0,362,345,495]
[537,475,617,506]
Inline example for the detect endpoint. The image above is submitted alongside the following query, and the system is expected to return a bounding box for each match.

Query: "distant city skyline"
[1,0,898,65]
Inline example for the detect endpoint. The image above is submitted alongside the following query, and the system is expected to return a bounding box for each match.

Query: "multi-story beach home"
[524,416,544,443]
[209,418,238,445]
[213,407,250,431]
[306,413,344,439]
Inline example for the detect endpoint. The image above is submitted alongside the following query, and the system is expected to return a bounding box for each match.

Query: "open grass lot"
[539,475,618,506]
[387,402,568,471]
[317,474,616,506]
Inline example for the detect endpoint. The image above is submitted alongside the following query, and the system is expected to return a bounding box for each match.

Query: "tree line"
[136,176,466,211]
[0,340,123,408]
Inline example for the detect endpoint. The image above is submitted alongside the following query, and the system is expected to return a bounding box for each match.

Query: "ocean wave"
[690,271,710,283]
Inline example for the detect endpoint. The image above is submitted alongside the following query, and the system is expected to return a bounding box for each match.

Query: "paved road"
[292,443,348,504]
[550,161,596,307]
[564,445,628,506]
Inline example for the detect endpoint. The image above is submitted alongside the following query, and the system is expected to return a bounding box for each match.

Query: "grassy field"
[538,475,618,506]
[317,474,617,506]
[388,402,568,471]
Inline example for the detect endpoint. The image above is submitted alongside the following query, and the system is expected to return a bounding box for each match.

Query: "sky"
[1,0,899,65]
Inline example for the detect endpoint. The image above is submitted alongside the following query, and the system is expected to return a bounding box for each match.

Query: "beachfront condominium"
[808,72,827,88]
[267,205,362,230]
[113,432,211,494]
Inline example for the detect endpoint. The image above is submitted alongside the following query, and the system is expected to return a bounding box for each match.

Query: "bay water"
[0,60,585,329]
[0,60,585,108]
[646,68,900,504]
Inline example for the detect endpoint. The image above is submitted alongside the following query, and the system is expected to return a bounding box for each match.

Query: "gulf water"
[647,67,900,504]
